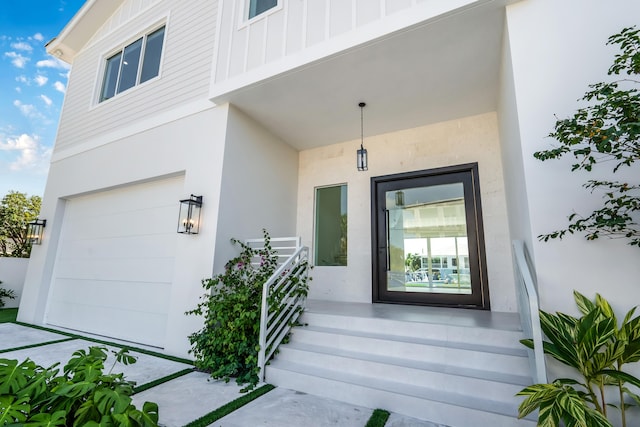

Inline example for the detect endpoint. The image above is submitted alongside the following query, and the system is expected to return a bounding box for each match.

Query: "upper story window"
[100,26,166,102]
[248,0,278,19]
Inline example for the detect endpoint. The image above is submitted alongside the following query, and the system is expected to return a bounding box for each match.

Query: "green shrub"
[0,346,159,426]
[0,280,16,308]
[186,230,309,391]
[518,291,640,427]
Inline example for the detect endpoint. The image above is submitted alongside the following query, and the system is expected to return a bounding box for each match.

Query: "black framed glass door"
[371,163,490,309]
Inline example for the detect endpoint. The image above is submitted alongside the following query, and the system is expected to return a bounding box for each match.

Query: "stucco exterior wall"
[505,0,640,317]
[213,105,299,274]
[19,105,228,357]
[297,112,517,312]
[0,258,29,309]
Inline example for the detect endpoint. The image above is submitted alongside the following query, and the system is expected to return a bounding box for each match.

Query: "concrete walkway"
[0,323,445,427]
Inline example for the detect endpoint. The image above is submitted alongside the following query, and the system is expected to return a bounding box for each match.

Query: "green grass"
[0,308,18,323]
[182,384,276,427]
[365,409,391,427]
[14,322,194,365]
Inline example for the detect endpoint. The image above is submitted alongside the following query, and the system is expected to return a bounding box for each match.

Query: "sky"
[0,0,86,198]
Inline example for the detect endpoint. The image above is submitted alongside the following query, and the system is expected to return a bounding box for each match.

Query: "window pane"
[387,183,472,295]
[140,27,165,83]
[117,38,142,94]
[314,185,347,266]
[100,52,121,101]
[249,0,277,18]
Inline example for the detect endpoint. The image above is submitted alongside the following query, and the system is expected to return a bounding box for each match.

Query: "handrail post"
[512,240,547,384]
[257,276,270,383]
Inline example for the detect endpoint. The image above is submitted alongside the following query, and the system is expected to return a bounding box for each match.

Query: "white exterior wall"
[0,258,29,309]
[213,105,299,273]
[54,0,217,157]
[19,105,228,357]
[505,0,640,317]
[298,112,517,312]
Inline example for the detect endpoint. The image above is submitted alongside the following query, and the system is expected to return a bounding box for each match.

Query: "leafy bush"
[0,346,159,426]
[0,280,16,308]
[186,230,309,391]
[518,291,640,427]
[535,27,640,247]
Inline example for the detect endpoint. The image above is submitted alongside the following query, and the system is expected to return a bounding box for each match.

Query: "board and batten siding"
[54,0,217,153]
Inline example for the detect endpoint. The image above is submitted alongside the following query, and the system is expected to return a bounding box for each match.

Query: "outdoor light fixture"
[395,191,405,207]
[357,102,368,171]
[177,195,202,234]
[27,219,46,245]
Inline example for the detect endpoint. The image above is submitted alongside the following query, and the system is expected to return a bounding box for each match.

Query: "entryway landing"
[305,299,522,332]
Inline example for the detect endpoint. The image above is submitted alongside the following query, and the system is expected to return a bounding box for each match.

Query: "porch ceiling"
[215,3,506,151]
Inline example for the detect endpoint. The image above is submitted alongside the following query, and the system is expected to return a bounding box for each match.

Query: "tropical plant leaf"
[574,290,596,316]
[0,358,37,394]
[24,410,68,427]
[0,394,30,424]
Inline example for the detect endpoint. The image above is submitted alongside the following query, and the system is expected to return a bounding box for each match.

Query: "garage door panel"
[47,301,168,347]
[57,234,177,260]
[54,257,175,282]
[47,176,183,347]
[49,279,171,314]
[61,205,177,241]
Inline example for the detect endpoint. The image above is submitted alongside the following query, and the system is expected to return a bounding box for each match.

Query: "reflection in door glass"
[386,183,471,294]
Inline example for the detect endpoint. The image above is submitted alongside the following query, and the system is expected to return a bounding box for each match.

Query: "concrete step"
[266,360,536,427]
[276,342,526,402]
[301,309,525,351]
[288,325,529,376]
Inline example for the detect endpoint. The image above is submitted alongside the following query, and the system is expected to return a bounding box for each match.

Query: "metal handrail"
[257,245,310,382]
[512,240,547,384]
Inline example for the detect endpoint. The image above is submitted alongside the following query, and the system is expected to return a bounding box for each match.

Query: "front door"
[371,163,490,309]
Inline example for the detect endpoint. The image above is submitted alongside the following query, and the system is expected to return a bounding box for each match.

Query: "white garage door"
[46,176,183,347]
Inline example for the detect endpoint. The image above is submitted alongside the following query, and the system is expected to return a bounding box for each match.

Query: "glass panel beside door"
[372,164,490,309]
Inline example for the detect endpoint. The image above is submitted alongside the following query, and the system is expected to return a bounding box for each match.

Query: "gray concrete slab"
[0,323,70,350]
[0,338,192,386]
[132,371,246,427]
[386,413,449,427]
[215,387,373,427]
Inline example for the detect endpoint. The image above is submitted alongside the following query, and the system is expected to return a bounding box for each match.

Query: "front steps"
[265,300,536,427]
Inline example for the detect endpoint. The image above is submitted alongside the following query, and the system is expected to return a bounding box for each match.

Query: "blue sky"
[0,0,86,198]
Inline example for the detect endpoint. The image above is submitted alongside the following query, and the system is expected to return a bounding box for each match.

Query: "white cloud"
[0,134,52,172]
[33,33,44,42]
[40,95,53,106]
[53,81,66,93]
[16,75,28,84]
[15,87,21,93]
[11,41,32,52]
[4,52,29,68]
[34,75,48,86]
[36,58,70,70]
[13,100,36,117]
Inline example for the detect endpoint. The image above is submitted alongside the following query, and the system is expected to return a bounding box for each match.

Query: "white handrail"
[512,240,547,384]
[257,245,310,382]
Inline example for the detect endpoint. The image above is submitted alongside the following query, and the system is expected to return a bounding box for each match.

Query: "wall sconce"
[357,102,368,171]
[395,191,405,207]
[27,219,46,245]
[177,195,202,234]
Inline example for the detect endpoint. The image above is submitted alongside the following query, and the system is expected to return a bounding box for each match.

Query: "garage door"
[46,176,183,347]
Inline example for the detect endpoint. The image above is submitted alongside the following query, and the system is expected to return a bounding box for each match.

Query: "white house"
[18,0,640,425]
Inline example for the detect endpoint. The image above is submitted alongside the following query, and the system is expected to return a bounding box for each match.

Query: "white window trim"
[93,18,168,107]
[238,0,282,29]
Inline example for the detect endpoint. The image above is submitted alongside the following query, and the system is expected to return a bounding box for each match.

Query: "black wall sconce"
[27,219,46,245]
[177,195,202,234]
[357,102,368,171]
